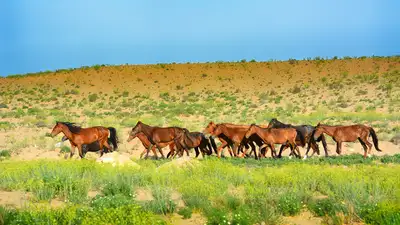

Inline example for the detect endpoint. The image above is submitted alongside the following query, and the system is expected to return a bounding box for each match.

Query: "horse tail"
[209,136,218,155]
[108,127,118,150]
[369,127,382,152]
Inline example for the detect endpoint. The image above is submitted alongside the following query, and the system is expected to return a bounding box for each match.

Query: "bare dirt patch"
[0,191,32,209]
[166,213,206,225]
[283,210,323,225]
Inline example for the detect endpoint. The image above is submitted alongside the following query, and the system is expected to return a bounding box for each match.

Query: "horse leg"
[305,139,315,159]
[232,144,239,158]
[103,140,112,155]
[167,148,174,158]
[320,135,329,157]
[77,145,84,158]
[145,144,153,159]
[270,144,276,158]
[140,149,147,159]
[278,144,288,158]
[249,142,258,160]
[217,142,228,158]
[358,138,368,158]
[360,136,373,157]
[336,141,342,155]
[294,143,301,159]
[194,147,200,158]
[69,145,76,159]
[152,146,159,160]
[157,146,166,159]
[156,146,164,160]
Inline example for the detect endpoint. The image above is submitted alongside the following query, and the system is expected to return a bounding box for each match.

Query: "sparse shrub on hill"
[88,94,98,102]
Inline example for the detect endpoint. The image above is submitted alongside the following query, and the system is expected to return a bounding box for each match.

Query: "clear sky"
[1,0,399,76]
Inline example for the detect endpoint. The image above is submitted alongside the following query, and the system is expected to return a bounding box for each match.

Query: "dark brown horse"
[127,132,175,159]
[172,129,214,158]
[313,123,382,158]
[50,122,118,158]
[267,118,328,158]
[245,124,301,158]
[128,121,185,159]
[204,122,265,159]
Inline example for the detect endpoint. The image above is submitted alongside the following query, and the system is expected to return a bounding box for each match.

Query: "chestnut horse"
[128,121,185,159]
[172,129,214,158]
[50,122,118,158]
[204,122,265,159]
[245,124,301,158]
[127,132,175,159]
[313,123,382,158]
[204,122,235,157]
[267,118,328,158]
[61,135,114,157]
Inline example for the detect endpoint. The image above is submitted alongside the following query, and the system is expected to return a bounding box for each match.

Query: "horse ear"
[317,122,321,126]
[250,123,256,126]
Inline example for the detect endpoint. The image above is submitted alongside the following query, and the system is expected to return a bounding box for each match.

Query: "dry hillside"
[0,56,399,159]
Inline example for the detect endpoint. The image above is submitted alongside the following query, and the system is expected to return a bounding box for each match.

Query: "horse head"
[267,118,279,128]
[245,124,257,138]
[203,121,217,135]
[50,122,64,137]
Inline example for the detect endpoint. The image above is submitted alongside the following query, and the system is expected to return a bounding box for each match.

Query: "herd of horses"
[50,118,382,160]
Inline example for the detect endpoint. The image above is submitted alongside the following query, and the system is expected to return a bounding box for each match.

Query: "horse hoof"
[288,156,292,160]
[302,156,307,160]
[367,154,372,158]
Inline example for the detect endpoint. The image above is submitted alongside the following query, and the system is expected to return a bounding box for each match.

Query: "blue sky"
[1,0,399,76]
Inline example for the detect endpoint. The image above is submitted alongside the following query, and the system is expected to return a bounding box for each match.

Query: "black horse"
[267,118,329,158]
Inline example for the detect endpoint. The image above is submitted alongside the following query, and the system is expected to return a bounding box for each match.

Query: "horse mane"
[58,122,82,134]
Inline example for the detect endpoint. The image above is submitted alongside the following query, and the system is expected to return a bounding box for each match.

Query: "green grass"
[0,156,399,224]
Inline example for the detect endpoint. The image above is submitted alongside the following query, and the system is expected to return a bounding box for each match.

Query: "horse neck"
[320,126,336,136]
[272,121,289,128]
[254,126,266,136]
[139,123,153,136]
[60,125,74,140]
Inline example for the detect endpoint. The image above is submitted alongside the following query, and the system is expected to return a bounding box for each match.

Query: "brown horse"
[267,118,328,158]
[128,121,185,159]
[50,122,118,158]
[245,124,301,158]
[204,122,265,159]
[204,122,235,157]
[172,129,214,158]
[313,123,382,158]
[127,132,175,159]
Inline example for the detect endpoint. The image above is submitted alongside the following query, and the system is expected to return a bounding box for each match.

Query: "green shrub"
[60,146,70,153]
[102,175,134,197]
[0,205,165,225]
[88,94,98,102]
[308,197,347,225]
[277,192,302,216]
[361,202,400,225]
[122,91,129,97]
[0,150,11,158]
[177,207,192,219]
[90,194,134,209]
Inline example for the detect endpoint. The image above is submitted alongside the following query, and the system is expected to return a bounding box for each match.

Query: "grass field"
[0,56,400,224]
[0,155,400,224]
